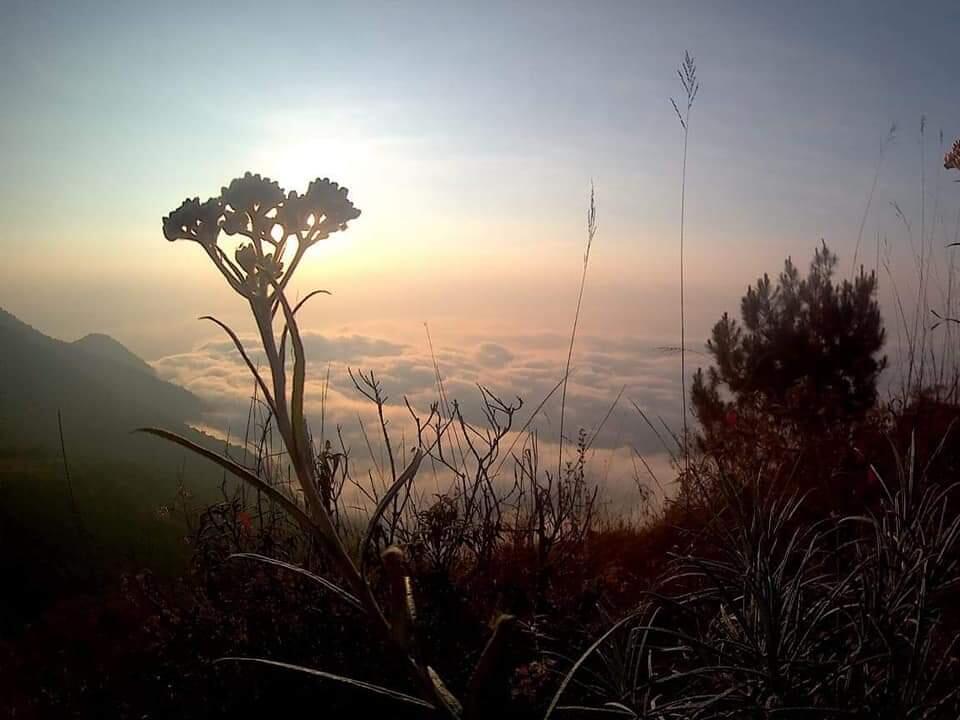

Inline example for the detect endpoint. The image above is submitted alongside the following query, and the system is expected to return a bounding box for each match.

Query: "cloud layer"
[152,329,687,504]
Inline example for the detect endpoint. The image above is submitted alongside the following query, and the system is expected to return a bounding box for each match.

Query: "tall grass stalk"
[851,123,896,277]
[548,442,960,718]
[885,124,960,404]
[558,183,597,479]
[671,51,699,472]
[57,409,85,539]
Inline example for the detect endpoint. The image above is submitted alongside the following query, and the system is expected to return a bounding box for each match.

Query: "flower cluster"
[946,138,960,172]
[162,172,360,297]
[162,197,223,246]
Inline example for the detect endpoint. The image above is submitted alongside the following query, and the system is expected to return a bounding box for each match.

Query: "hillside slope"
[0,309,239,623]
[0,307,204,456]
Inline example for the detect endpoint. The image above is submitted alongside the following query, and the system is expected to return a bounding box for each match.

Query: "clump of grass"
[546,434,960,718]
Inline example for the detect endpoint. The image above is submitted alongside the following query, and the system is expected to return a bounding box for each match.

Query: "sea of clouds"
[152,330,689,511]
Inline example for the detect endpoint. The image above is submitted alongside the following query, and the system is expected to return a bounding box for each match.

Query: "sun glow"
[250,110,412,206]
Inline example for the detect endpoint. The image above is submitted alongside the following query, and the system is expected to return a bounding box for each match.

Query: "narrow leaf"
[213,656,435,709]
[360,449,424,573]
[279,289,331,369]
[135,427,314,532]
[545,612,640,719]
[272,287,308,468]
[228,553,361,609]
[200,315,277,417]
[428,666,464,718]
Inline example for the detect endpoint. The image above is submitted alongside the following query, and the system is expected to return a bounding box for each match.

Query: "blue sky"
[1,1,958,358]
[2,0,958,488]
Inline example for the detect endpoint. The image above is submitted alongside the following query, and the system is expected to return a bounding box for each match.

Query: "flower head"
[162,196,223,245]
[300,177,361,244]
[220,172,285,242]
[235,243,258,274]
[275,190,311,237]
[946,138,960,172]
[221,172,284,215]
[234,243,284,293]
[260,252,284,280]
[163,172,360,297]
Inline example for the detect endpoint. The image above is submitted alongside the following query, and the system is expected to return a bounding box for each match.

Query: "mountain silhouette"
[0,308,237,608]
[72,332,158,376]
[0,307,203,455]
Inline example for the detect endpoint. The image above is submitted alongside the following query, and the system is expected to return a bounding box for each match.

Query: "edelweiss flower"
[163,172,359,298]
[162,196,223,245]
[259,252,284,280]
[221,172,284,215]
[234,243,284,289]
[300,177,361,244]
[946,138,960,172]
[235,243,258,274]
[221,173,285,241]
[275,190,312,237]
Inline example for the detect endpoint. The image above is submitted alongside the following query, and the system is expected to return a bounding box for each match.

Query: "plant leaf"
[213,656,435,709]
[544,612,640,720]
[360,449,424,573]
[135,427,314,532]
[271,287,308,469]
[200,315,277,417]
[227,553,361,609]
[428,666,464,718]
[279,289,330,369]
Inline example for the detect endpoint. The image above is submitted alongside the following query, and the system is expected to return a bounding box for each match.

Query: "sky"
[2,1,960,497]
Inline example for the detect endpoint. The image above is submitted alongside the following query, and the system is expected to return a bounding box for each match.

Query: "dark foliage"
[692,243,886,456]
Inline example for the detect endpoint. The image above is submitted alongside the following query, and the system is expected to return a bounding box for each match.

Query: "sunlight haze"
[2,0,959,462]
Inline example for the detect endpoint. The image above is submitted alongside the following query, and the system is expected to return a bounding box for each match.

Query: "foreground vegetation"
[6,387,960,718]
[3,108,960,717]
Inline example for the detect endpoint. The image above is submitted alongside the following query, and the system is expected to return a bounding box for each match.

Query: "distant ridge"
[0,308,235,603]
[72,333,156,376]
[0,306,204,455]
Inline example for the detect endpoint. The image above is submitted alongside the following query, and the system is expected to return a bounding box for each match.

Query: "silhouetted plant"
[150,172,507,717]
[946,137,960,173]
[850,122,896,276]
[558,183,598,479]
[671,50,700,470]
[547,438,960,719]
[691,242,887,456]
[896,128,960,404]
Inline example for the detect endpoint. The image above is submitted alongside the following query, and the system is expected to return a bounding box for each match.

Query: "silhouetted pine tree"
[692,242,886,453]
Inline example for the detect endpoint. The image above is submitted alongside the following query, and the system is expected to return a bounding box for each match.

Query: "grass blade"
[135,427,314,532]
[213,656,435,709]
[227,552,361,609]
[360,449,424,573]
